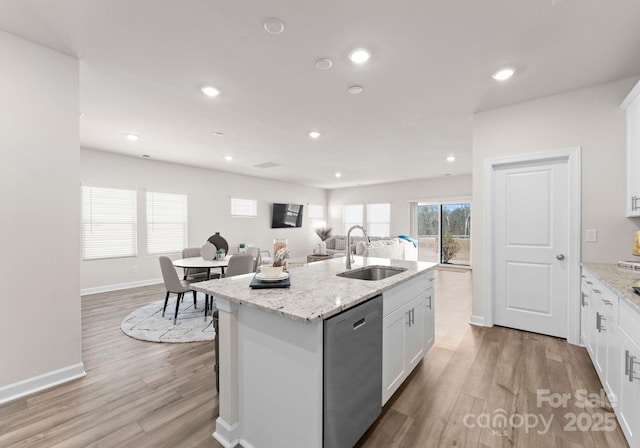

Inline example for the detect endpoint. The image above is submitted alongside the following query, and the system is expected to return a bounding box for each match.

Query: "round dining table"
[172,255,231,279]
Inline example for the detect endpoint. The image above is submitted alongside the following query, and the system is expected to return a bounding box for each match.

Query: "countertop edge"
[193,261,435,323]
[581,262,640,315]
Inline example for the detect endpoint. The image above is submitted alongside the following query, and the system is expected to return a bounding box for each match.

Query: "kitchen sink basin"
[336,265,407,281]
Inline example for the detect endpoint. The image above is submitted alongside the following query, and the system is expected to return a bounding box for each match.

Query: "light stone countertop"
[192,256,436,323]
[581,262,640,312]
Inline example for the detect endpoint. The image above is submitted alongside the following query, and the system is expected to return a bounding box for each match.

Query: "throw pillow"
[325,238,336,250]
[334,238,346,251]
[355,241,367,255]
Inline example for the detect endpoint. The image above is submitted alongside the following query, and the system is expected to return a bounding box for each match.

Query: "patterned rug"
[121,297,216,343]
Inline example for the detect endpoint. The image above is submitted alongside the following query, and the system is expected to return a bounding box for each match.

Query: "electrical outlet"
[585,230,597,243]
[131,265,138,273]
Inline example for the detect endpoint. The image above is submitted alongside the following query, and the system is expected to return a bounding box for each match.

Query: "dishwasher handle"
[353,317,366,330]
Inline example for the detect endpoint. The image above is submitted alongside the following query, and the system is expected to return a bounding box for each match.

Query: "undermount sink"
[337,265,407,281]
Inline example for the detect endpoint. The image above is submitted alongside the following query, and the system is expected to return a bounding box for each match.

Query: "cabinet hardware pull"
[581,292,587,307]
[596,313,605,332]
[627,352,640,383]
[632,196,636,212]
[410,308,415,326]
[625,350,630,376]
[602,299,613,306]
[586,281,593,285]
[592,289,601,294]
[427,295,432,310]
[406,310,411,327]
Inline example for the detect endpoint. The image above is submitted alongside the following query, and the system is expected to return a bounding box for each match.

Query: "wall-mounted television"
[271,203,304,228]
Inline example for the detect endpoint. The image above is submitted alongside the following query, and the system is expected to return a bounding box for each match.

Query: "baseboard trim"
[0,363,86,405]
[81,278,163,296]
[213,418,241,448]
[469,315,488,327]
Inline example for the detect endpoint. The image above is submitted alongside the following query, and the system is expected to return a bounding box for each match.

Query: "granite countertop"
[581,262,640,312]
[192,256,436,323]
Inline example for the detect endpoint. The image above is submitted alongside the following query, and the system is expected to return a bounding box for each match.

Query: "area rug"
[121,298,215,343]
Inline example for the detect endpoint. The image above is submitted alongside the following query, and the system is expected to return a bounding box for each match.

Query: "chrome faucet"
[346,225,371,270]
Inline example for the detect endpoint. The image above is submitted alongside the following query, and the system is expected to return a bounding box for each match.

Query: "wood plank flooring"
[0,269,629,447]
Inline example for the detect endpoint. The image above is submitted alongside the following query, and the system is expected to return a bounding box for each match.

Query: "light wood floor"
[0,269,629,447]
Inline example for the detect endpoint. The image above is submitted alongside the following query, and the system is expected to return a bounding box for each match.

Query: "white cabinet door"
[617,329,640,446]
[623,82,640,217]
[405,294,425,372]
[581,277,593,354]
[425,290,434,351]
[382,306,407,404]
[593,299,607,377]
[605,309,621,405]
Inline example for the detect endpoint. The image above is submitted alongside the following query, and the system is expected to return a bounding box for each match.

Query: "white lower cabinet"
[382,271,434,405]
[582,267,640,448]
[617,299,640,447]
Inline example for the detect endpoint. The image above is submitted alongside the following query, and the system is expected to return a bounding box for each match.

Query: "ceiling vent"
[253,162,282,169]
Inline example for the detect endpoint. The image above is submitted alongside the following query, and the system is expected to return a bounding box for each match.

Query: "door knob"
[556,254,565,260]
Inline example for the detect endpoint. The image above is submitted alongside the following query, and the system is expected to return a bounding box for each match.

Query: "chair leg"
[174,292,182,325]
[193,290,197,308]
[204,294,209,322]
[162,291,170,317]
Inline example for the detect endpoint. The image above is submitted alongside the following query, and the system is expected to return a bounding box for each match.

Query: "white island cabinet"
[193,256,435,448]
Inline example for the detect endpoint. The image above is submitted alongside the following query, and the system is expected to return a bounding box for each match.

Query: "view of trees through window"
[417,203,471,265]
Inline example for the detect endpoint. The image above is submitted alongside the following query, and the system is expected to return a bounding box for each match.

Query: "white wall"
[0,31,83,398]
[472,77,640,323]
[80,149,327,292]
[327,175,472,235]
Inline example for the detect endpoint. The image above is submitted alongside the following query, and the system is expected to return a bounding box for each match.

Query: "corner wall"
[472,77,640,324]
[80,149,328,292]
[0,31,83,401]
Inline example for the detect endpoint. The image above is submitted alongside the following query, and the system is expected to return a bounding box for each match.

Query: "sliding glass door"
[417,202,471,266]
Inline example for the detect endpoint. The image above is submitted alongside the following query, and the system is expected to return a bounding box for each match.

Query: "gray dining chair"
[159,256,198,325]
[245,247,261,272]
[181,247,209,281]
[224,254,256,277]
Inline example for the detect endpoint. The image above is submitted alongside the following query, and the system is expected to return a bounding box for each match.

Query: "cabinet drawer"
[383,273,429,317]
[619,299,640,345]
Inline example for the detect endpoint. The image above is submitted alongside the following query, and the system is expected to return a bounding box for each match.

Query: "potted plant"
[314,226,332,255]
[239,243,246,254]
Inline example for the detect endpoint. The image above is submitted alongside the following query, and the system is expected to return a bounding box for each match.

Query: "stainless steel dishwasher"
[323,295,383,448]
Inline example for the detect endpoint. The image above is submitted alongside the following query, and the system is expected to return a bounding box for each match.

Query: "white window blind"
[146,191,188,255]
[231,198,257,217]
[342,204,363,234]
[367,203,391,237]
[82,186,137,260]
[308,204,324,219]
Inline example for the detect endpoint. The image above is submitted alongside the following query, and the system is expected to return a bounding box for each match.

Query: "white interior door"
[493,158,570,338]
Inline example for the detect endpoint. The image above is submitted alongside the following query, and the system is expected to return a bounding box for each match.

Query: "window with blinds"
[82,185,137,260]
[231,198,257,217]
[146,191,188,255]
[367,203,391,236]
[342,204,363,234]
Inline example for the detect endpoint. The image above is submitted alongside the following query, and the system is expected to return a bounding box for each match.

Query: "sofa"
[325,235,418,261]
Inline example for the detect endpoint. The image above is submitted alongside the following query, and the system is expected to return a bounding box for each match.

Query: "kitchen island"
[193,256,436,448]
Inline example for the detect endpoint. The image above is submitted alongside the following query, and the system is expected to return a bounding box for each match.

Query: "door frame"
[483,147,581,345]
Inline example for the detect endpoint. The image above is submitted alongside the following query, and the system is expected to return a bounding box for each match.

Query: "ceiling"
[1,0,640,189]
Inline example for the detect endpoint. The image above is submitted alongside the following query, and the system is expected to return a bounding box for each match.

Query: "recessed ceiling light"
[446,155,456,162]
[315,58,333,70]
[492,68,515,81]
[444,173,451,176]
[264,18,285,34]
[348,85,363,94]
[125,134,139,141]
[349,48,371,64]
[308,131,321,139]
[213,131,224,136]
[224,155,233,162]
[142,154,151,158]
[335,172,342,178]
[201,86,221,97]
